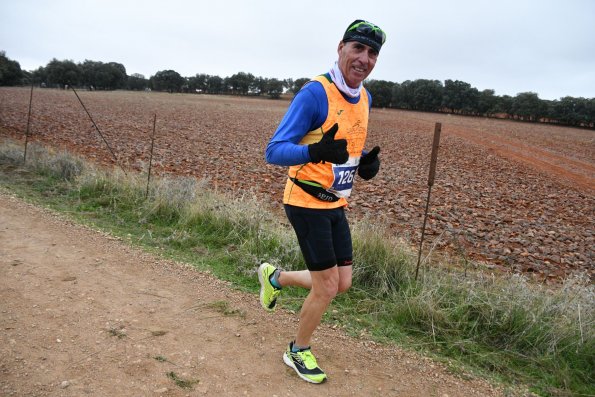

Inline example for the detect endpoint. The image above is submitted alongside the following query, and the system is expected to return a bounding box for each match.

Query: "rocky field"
[1,87,593,281]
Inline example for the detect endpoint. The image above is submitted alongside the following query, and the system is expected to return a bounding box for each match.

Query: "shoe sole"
[283,352,327,384]
[258,263,274,312]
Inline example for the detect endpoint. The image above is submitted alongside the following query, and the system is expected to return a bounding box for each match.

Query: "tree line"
[367,79,595,128]
[1,51,593,128]
[0,52,291,99]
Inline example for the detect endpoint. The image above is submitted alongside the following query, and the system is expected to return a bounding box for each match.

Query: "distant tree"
[392,80,413,109]
[283,78,294,93]
[150,69,185,92]
[31,66,48,85]
[187,73,209,93]
[79,60,126,90]
[442,79,478,114]
[464,87,480,115]
[251,76,267,95]
[45,58,82,87]
[410,79,443,111]
[511,92,547,121]
[106,62,127,89]
[80,60,102,88]
[586,98,595,128]
[127,73,148,90]
[571,97,592,127]
[291,77,310,94]
[206,75,224,94]
[266,78,284,99]
[227,72,255,95]
[365,79,394,108]
[391,79,444,111]
[0,51,24,86]
[181,79,190,93]
[477,89,498,116]
[493,94,513,116]
[550,96,576,125]
[551,96,595,127]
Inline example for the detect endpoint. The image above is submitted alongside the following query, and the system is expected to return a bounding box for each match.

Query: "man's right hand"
[308,123,349,164]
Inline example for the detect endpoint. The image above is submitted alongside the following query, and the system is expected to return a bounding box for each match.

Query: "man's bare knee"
[338,279,352,294]
[316,282,338,301]
[311,274,339,301]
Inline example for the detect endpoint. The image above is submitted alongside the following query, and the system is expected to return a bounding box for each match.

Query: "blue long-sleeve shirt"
[265,75,372,166]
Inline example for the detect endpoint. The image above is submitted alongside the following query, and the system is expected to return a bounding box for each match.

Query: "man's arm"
[265,82,327,166]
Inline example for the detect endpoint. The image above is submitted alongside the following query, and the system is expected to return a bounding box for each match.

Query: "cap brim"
[343,35,381,52]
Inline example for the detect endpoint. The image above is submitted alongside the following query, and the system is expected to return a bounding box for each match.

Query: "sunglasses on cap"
[347,21,386,45]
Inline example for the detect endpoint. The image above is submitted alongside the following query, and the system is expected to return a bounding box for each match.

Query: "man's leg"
[281,266,338,384]
[277,269,311,288]
[337,264,352,293]
[277,264,352,293]
[295,266,339,347]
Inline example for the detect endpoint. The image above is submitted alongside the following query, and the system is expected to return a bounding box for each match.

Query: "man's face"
[337,41,378,88]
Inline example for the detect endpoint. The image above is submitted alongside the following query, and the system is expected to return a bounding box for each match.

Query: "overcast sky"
[1,0,594,100]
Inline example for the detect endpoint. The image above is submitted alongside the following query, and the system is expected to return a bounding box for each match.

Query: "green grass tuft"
[166,371,198,389]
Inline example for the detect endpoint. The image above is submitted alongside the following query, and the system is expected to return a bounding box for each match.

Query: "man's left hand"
[358,146,381,180]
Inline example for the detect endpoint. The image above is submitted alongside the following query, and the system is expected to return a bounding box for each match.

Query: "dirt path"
[0,190,507,396]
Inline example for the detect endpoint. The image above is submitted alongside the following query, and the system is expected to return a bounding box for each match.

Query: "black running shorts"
[284,204,353,271]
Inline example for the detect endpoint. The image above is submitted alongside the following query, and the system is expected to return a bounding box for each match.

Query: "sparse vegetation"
[207,300,246,317]
[107,326,127,339]
[166,371,199,389]
[0,138,593,396]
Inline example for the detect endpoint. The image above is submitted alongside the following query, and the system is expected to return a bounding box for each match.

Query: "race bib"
[328,157,360,198]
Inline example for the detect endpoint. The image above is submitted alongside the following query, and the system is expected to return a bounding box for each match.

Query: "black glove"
[358,146,380,180]
[308,123,349,164]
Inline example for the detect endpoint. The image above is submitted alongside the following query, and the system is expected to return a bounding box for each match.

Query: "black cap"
[342,19,386,53]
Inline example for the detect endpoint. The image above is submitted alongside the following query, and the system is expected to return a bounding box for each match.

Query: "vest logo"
[337,109,344,116]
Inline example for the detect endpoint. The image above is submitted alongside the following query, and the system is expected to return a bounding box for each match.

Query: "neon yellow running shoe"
[283,341,327,384]
[258,263,280,312]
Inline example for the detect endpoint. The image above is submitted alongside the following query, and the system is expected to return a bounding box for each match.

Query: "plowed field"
[1,87,593,281]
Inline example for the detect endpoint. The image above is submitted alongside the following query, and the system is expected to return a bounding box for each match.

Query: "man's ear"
[337,41,345,54]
